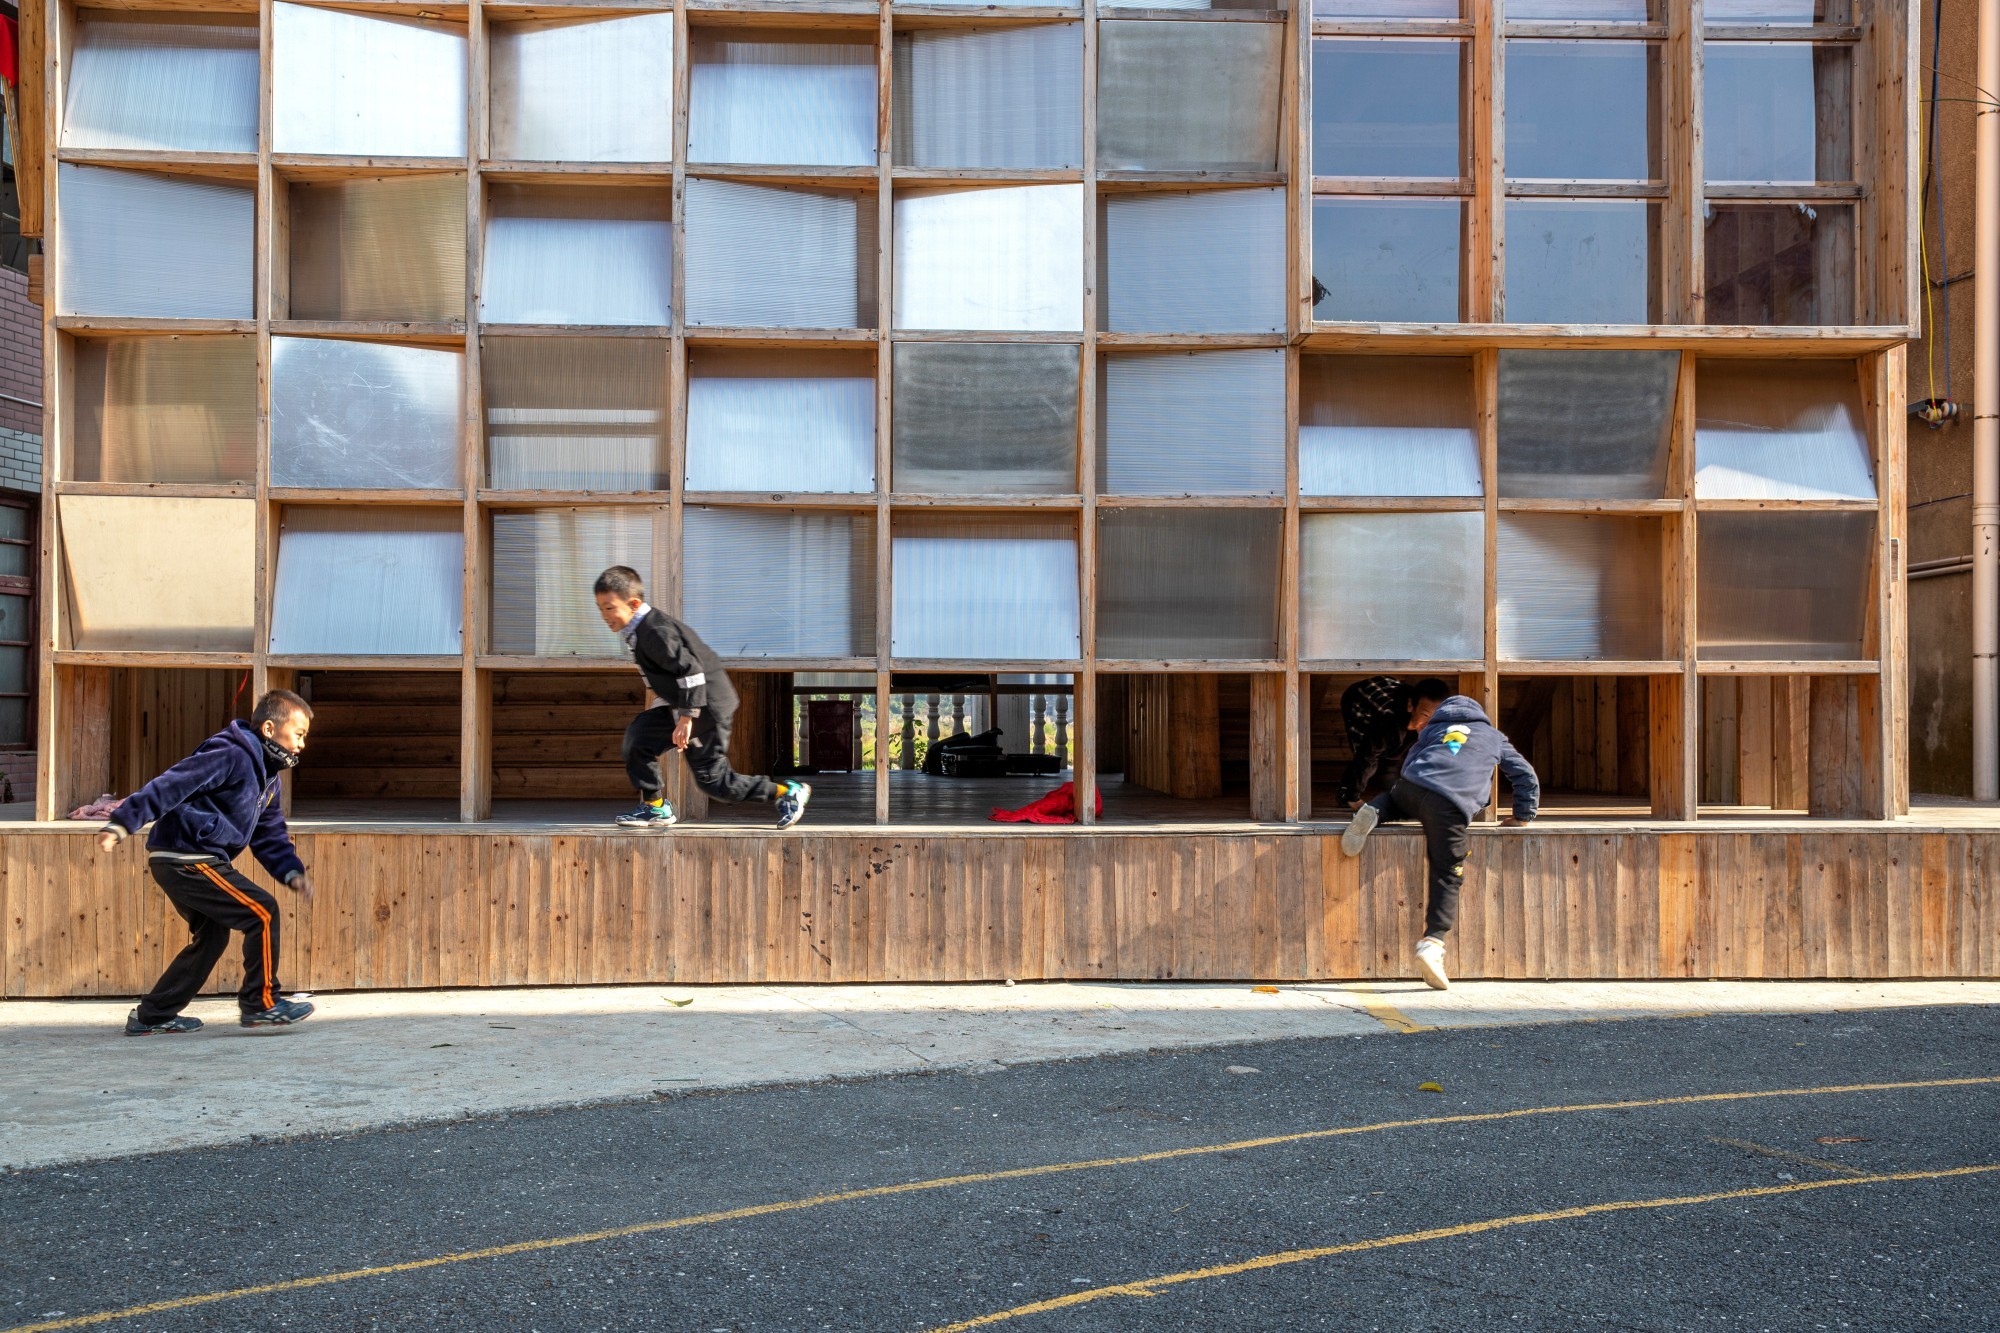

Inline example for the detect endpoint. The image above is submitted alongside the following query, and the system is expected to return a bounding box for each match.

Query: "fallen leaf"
[1251,985,1281,995]
[1815,1136,1871,1144]
[1418,1082,1444,1094]
[667,998,694,1007]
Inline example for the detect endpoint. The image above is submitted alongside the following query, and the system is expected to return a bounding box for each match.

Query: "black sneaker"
[241,998,315,1028]
[125,1009,203,1035]
[774,782,811,830]
[615,801,677,830]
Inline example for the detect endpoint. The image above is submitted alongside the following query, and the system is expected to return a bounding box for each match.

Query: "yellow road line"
[925,1163,2000,1331]
[5,1074,1996,1333]
[1343,984,1425,1033]
[1710,1136,1873,1178]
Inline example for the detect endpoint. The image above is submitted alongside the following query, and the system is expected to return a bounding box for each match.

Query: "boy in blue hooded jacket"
[96,689,318,1034]
[1339,694,1539,991]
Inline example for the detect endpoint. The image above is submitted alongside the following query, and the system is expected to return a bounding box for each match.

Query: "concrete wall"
[1905,0,1979,796]
[0,261,42,803]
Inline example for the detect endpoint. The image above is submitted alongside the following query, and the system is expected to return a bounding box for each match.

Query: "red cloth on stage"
[989,781,1101,825]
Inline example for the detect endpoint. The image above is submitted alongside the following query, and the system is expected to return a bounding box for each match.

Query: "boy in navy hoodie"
[97,689,318,1034]
[1339,694,1538,991]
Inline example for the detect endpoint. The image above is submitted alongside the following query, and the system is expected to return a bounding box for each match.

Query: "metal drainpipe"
[1976,0,2000,799]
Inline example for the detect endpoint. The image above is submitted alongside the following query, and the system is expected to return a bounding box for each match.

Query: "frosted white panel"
[686,351,875,494]
[481,185,673,326]
[893,26,1083,170]
[1101,189,1285,333]
[1498,514,1663,661]
[272,3,467,157]
[271,338,462,490]
[1096,20,1284,171]
[1300,356,1480,497]
[64,13,258,153]
[687,32,876,167]
[492,508,654,657]
[1505,200,1657,324]
[269,508,463,655]
[71,337,257,485]
[892,518,1080,660]
[1096,509,1281,659]
[684,178,875,329]
[483,337,668,491]
[894,185,1084,332]
[490,15,675,163]
[288,175,467,322]
[1694,359,1875,501]
[1497,349,1679,499]
[1100,350,1285,496]
[59,496,256,652]
[684,508,876,658]
[893,343,1079,495]
[1697,511,1871,661]
[1301,513,1484,660]
[57,164,253,319]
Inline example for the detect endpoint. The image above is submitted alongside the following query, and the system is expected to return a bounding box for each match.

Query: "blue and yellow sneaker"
[774,782,811,830]
[616,799,677,830]
[125,1009,203,1035]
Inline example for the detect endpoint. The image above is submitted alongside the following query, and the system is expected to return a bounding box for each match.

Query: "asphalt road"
[3,1005,1997,1332]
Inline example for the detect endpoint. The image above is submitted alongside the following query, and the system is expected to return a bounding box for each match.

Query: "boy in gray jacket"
[1339,694,1539,991]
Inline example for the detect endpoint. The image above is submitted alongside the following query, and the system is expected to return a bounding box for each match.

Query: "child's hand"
[289,872,315,900]
[96,830,120,852]
[672,716,694,751]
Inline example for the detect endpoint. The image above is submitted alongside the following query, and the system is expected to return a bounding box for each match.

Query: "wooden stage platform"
[4,787,1997,995]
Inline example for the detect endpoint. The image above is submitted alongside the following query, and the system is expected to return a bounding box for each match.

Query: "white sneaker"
[1414,936,1449,991]
[1340,803,1379,857]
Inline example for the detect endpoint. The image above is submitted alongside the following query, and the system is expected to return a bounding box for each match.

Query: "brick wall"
[0,262,42,805]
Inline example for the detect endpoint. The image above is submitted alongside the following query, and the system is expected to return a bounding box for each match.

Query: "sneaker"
[615,801,677,830]
[1414,936,1450,991]
[125,1009,203,1035]
[774,782,812,830]
[240,998,315,1028]
[1340,802,1380,857]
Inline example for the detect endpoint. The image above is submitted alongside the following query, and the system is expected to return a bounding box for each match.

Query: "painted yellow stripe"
[1342,985,1425,1034]
[925,1163,2000,1332]
[4,1074,1995,1333]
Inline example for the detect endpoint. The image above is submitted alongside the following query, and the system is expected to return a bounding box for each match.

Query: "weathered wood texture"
[4,825,1992,995]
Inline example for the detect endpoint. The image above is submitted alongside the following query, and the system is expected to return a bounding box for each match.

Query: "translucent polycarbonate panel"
[1315,0,1456,13]
[1694,359,1875,500]
[288,175,466,322]
[271,3,466,157]
[1300,355,1480,497]
[1504,200,1657,325]
[893,26,1083,170]
[1096,509,1281,659]
[1704,44,1852,183]
[1311,197,1462,323]
[492,508,653,657]
[59,496,256,651]
[481,185,672,327]
[1505,41,1658,180]
[1099,350,1284,496]
[57,165,252,319]
[483,337,668,491]
[70,337,256,485]
[1698,512,1871,661]
[1312,38,1462,179]
[1101,0,1284,8]
[1706,0,1849,20]
[1497,350,1678,499]
[1100,188,1285,333]
[1097,21,1283,171]
[268,509,464,656]
[892,517,1080,660]
[892,343,1079,495]
[1508,0,1654,18]
[1497,515,1664,661]
[685,350,875,494]
[1301,513,1484,660]
[270,338,462,490]
[687,32,876,167]
[684,508,876,658]
[63,13,257,153]
[684,178,874,329]
[490,15,674,163]
[894,185,1084,332]
[1704,203,1855,325]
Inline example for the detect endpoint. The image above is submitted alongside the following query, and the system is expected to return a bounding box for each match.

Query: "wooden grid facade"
[23,0,1920,829]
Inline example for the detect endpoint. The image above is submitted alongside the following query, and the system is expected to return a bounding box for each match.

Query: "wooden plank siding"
[5,824,1996,995]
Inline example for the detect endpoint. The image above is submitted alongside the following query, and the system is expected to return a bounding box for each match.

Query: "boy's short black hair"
[1412,678,1453,704]
[252,688,313,730]
[594,566,646,599]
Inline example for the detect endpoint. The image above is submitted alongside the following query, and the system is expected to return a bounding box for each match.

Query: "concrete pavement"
[4,979,1995,1173]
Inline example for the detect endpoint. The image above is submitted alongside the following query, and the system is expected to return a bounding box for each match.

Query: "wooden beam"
[460,0,493,822]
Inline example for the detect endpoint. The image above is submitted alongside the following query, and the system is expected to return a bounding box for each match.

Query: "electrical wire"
[1919,0,1945,408]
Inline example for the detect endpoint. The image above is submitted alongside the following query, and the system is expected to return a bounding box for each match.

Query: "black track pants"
[1366,779,1471,939]
[137,858,284,1021]
[623,705,777,805]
